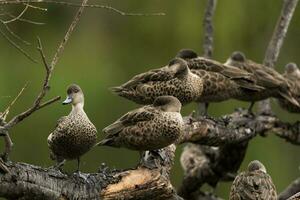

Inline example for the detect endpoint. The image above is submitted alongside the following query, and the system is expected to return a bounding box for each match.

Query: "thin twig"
[51,0,89,68]
[0,0,165,16]
[1,83,28,121]
[3,3,29,24]
[0,28,37,62]
[5,12,45,25]
[0,21,31,45]
[258,0,299,114]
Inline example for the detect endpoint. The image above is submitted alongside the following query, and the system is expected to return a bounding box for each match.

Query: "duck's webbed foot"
[139,149,167,169]
[73,171,89,182]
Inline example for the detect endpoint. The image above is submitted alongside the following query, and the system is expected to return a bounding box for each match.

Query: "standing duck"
[47,84,97,171]
[98,96,183,152]
[176,49,264,113]
[277,63,300,113]
[111,58,203,105]
[229,160,277,200]
[225,51,299,112]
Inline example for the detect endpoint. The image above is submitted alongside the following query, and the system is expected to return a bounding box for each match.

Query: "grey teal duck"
[225,51,299,112]
[111,58,203,105]
[47,84,97,171]
[176,49,264,112]
[229,160,277,200]
[98,96,183,151]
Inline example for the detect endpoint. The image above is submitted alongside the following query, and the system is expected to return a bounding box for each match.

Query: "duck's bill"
[62,96,72,105]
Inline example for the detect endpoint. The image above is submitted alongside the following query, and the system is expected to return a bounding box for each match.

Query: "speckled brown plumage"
[229,160,277,200]
[111,58,203,105]
[98,96,183,151]
[225,51,299,108]
[277,63,300,113]
[47,84,97,167]
[176,49,264,103]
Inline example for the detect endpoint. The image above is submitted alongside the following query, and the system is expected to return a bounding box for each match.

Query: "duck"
[176,49,264,113]
[98,96,183,152]
[229,160,277,200]
[111,58,203,105]
[225,51,299,112]
[277,63,300,113]
[47,84,97,171]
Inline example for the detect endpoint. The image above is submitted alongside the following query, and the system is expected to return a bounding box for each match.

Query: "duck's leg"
[247,102,255,115]
[76,157,80,172]
[73,157,89,182]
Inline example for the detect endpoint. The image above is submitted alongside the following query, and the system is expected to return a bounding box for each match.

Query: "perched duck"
[176,49,264,112]
[98,96,183,152]
[225,51,299,112]
[277,63,300,113]
[47,84,97,171]
[111,58,203,105]
[229,160,277,200]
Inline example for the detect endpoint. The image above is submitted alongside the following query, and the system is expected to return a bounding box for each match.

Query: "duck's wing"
[102,106,157,136]
[112,66,174,91]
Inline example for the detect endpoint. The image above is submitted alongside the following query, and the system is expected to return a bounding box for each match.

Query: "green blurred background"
[0,0,300,198]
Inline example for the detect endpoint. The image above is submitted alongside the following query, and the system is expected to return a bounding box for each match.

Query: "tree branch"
[258,0,298,113]
[0,1,165,16]
[279,177,300,200]
[202,0,217,58]
[0,145,177,200]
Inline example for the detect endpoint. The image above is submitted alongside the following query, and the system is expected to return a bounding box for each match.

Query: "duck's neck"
[71,102,85,114]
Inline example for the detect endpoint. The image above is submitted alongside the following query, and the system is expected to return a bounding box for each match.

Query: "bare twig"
[0,0,165,16]
[51,0,88,68]
[258,0,299,113]
[0,28,37,62]
[0,22,31,45]
[5,12,45,25]
[3,3,29,24]
[202,0,217,58]
[1,82,28,121]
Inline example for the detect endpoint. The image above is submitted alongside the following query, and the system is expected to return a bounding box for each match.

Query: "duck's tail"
[278,91,300,107]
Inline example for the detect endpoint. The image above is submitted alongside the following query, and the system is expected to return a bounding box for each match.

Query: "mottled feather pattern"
[277,67,300,113]
[191,69,242,102]
[101,101,183,151]
[112,66,203,105]
[230,170,277,200]
[48,110,97,160]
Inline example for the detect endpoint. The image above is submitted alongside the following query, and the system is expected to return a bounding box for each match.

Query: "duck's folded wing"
[113,67,174,90]
[102,106,156,136]
[255,69,283,88]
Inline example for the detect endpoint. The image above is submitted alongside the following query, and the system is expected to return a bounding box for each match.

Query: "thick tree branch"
[259,0,298,114]
[0,145,177,200]
[279,177,300,200]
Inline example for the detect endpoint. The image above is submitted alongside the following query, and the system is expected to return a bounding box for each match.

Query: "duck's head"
[63,84,84,106]
[176,49,198,60]
[168,58,190,78]
[247,160,266,173]
[153,96,182,112]
[285,63,299,76]
[225,51,246,67]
